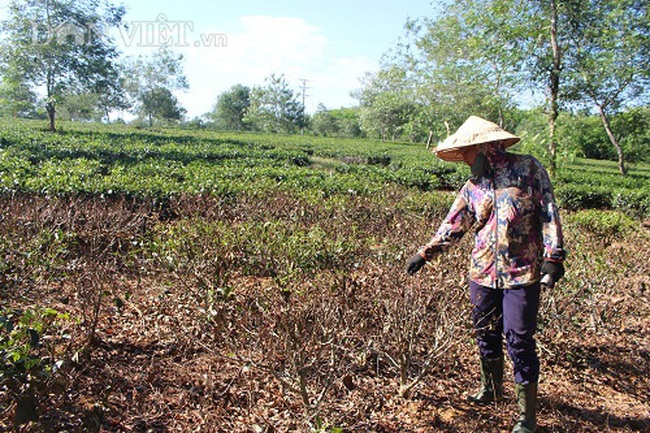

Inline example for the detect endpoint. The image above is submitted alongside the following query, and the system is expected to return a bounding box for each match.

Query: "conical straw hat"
[434,116,520,162]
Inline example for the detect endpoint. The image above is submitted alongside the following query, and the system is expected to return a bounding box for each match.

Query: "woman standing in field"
[406,116,566,433]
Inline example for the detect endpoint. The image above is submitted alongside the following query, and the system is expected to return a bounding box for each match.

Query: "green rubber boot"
[467,356,504,404]
[512,382,538,433]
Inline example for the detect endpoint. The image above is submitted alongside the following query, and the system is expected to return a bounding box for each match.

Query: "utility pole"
[299,78,309,134]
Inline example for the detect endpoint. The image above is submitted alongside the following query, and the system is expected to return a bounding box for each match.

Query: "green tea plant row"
[0,119,648,216]
[555,161,650,215]
[0,121,463,200]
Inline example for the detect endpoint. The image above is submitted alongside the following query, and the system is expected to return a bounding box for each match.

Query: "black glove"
[541,260,564,286]
[406,254,426,275]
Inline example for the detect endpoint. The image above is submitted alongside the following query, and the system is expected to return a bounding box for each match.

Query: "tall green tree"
[332,107,363,138]
[353,66,419,141]
[547,0,562,174]
[401,0,648,175]
[613,107,650,164]
[562,0,650,175]
[386,2,523,145]
[500,0,566,174]
[0,0,126,131]
[244,74,303,134]
[0,73,38,118]
[459,0,567,173]
[95,62,129,121]
[124,47,189,127]
[311,104,338,136]
[140,87,186,125]
[311,105,363,138]
[210,84,251,130]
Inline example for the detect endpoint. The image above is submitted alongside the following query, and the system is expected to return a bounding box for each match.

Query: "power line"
[299,78,310,134]
[298,79,310,109]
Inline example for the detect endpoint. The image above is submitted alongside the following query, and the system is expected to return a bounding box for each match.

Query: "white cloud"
[178,15,376,117]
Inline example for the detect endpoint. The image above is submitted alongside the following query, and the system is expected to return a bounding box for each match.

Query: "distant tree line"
[204,78,650,166]
[0,0,648,172]
[206,80,362,138]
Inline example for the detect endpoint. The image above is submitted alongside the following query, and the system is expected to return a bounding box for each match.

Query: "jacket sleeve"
[534,160,566,262]
[418,182,475,261]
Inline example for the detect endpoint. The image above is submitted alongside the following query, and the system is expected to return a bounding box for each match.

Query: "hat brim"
[434,137,520,162]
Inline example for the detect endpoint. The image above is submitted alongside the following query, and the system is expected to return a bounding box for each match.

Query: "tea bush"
[0,307,70,382]
[565,209,637,240]
[1,307,72,426]
[3,119,645,214]
[0,120,460,201]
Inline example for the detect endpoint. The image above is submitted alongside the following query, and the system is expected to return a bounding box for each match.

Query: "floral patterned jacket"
[418,151,565,289]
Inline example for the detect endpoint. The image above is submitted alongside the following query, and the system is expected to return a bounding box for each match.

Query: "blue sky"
[1,0,438,118]
[118,0,438,117]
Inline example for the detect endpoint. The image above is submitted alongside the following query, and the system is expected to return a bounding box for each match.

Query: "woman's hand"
[406,254,426,275]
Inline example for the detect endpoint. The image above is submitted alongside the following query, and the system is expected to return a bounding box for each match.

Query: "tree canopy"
[352,0,649,174]
[244,74,304,134]
[0,0,126,131]
[124,47,189,127]
[562,0,650,174]
[210,84,251,131]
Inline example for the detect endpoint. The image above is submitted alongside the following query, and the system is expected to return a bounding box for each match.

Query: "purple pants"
[469,281,541,384]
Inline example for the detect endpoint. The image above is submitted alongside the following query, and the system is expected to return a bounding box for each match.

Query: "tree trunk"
[547,0,561,176]
[46,100,56,132]
[597,105,627,175]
